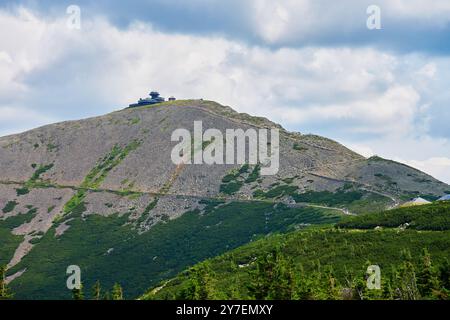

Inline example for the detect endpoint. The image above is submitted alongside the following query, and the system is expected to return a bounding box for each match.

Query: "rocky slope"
[0,99,448,298]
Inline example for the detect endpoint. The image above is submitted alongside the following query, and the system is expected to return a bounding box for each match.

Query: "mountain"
[0,99,448,299]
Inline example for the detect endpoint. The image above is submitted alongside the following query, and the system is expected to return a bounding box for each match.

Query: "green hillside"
[336,201,450,231]
[142,203,450,300]
[7,200,340,299]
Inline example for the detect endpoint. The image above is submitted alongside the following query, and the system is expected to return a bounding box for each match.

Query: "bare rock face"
[0,100,448,273]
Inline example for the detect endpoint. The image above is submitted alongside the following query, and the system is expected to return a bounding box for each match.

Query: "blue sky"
[1,0,450,183]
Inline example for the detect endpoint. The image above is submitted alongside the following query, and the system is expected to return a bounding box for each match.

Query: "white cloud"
[1,7,450,184]
[276,85,421,136]
[247,0,450,45]
[416,63,437,79]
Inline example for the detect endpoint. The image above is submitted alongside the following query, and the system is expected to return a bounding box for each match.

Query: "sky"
[1,0,450,184]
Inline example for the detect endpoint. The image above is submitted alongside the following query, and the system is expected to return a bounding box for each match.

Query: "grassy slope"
[8,201,340,299]
[337,201,450,231]
[142,203,450,300]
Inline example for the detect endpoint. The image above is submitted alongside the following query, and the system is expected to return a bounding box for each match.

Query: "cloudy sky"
[1,0,450,183]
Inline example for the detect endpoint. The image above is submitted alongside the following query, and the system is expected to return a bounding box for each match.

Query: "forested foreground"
[141,227,450,300]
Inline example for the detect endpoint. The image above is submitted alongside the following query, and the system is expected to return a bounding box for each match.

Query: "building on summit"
[129,91,174,107]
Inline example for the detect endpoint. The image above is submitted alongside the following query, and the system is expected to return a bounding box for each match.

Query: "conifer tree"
[439,258,450,290]
[417,248,440,299]
[247,252,276,299]
[324,267,341,300]
[382,266,396,300]
[111,283,124,300]
[397,261,420,300]
[181,262,216,299]
[102,290,111,300]
[247,248,296,300]
[294,264,313,300]
[227,259,242,299]
[268,249,296,299]
[0,265,13,300]
[92,280,101,300]
[72,283,84,300]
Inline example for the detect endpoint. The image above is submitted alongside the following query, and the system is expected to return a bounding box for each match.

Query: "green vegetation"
[293,142,308,151]
[282,177,295,184]
[62,190,86,215]
[30,164,54,183]
[220,181,243,195]
[344,192,393,214]
[129,117,140,125]
[46,143,58,152]
[219,165,249,195]
[0,224,22,266]
[244,164,260,183]
[2,200,18,213]
[72,284,84,300]
[293,190,363,206]
[253,185,299,199]
[141,202,450,300]
[111,283,124,300]
[15,187,30,196]
[250,185,390,214]
[219,164,262,195]
[143,227,450,300]
[0,210,37,265]
[137,198,159,225]
[373,173,398,187]
[337,202,450,231]
[8,201,339,299]
[0,265,14,299]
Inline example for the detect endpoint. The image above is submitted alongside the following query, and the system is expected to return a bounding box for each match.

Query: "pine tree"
[268,249,296,299]
[439,258,450,290]
[342,268,357,300]
[0,265,13,300]
[382,266,396,300]
[102,290,111,300]
[181,262,216,300]
[111,283,124,300]
[397,261,420,300]
[417,248,440,299]
[227,259,242,299]
[72,283,84,300]
[247,252,275,299]
[324,267,341,300]
[436,258,450,299]
[247,248,296,300]
[293,264,314,300]
[92,280,101,300]
[352,275,367,300]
